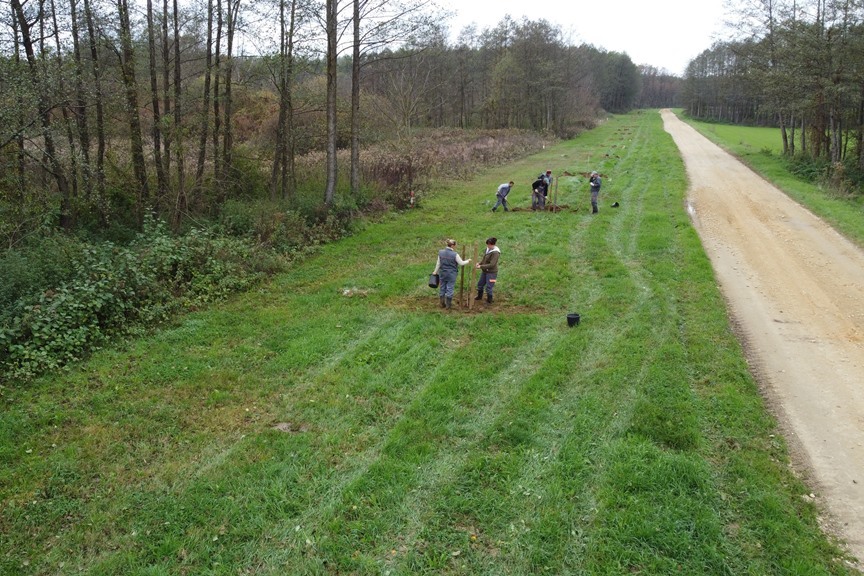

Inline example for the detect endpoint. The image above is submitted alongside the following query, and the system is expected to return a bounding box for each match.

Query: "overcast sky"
[440,0,730,76]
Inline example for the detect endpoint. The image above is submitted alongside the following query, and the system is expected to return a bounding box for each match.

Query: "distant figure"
[531,174,547,211]
[492,181,514,212]
[432,239,471,309]
[589,171,602,214]
[475,237,501,305]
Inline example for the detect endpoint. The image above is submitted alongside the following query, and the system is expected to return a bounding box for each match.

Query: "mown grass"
[1,111,858,575]
[681,113,864,247]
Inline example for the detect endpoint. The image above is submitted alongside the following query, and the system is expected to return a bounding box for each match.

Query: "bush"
[0,219,281,383]
[0,234,87,318]
[786,154,830,182]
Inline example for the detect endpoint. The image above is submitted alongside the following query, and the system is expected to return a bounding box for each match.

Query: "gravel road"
[662,109,864,566]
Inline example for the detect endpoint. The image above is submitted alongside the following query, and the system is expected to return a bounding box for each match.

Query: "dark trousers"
[477,272,497,295]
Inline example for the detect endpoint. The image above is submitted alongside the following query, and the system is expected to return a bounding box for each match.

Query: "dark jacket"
[531,178,547,194]
[478,246,500,274]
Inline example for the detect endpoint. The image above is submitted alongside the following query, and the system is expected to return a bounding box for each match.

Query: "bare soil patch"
[662,109,864,568]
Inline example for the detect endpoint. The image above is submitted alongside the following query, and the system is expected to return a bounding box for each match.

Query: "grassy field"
[2,111,859,575]
[682,115,864,248]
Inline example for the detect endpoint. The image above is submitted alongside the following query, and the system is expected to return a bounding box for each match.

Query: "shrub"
[786,154,829,182]
[0,219,280,383]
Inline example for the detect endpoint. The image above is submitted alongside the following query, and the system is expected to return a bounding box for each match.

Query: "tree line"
[681,0,864,184]
[1,0,667,244]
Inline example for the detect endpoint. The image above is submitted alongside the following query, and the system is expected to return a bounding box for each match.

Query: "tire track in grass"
[375,216,649,574]
[445,211,665,574]
[256,315,548,573]
[577,136,734,573]
[73,309,432,573]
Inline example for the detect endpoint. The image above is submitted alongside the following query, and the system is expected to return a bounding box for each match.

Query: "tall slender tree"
[194,0,214,191]
[324,0,337,205]
[146,0,169,200]
[11,0,73,228]
[116,0,151,219]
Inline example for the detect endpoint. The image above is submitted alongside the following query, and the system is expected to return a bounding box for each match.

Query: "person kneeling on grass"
[475,237,500,305]
[433,239,471,310]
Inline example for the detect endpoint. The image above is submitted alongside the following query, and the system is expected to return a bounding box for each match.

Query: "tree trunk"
[349,0,361,197]
[194,0,214,191]
[69,0,94,200]
[269,0,288,201]
[49,0,79,227]
[213,0,223,186]
[11,0,72,229]
[147,0,168,201]
[779,112,789,156]
[11,10,27,201]
[83,0,107,207]
[221,0,238,185]
[324,0,338,205]
[172,0,186,228]
[858,88,864,171]
[162,0,172,184]
[117,0,151,221]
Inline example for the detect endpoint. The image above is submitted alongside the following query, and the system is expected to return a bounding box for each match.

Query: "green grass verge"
[680,112,864,248]
[1,112,857,575]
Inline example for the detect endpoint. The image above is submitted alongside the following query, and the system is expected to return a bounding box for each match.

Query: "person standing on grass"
[589,171,602,214]
[492,181,514,212]
[433,239,471,310]
[475,237,501,305]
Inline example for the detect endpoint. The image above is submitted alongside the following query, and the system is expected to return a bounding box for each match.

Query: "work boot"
[439,296,446,308]
[475,289,484,301]
[445,297,452,309]
[486,294,493,305]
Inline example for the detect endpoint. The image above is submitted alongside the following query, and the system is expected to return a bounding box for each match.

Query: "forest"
[681,0,864,191]
[0,0,683,242]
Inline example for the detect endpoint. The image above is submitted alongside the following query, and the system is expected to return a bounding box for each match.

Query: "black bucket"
[567,313,581,327]
[429,274,440,288]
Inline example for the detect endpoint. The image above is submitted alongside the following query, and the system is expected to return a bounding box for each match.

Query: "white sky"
[440,0,730,76]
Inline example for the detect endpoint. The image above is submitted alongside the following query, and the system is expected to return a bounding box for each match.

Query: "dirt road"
[662,109,864,565]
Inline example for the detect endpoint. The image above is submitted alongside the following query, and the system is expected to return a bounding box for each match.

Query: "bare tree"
[146,0,169,199]
[11,0,73,228]
[194,0,214,191]
[82,0,106,204]
[116,0,151,218]
[269,0,300,200]
[324,0,337,205]
[171,0,186,226]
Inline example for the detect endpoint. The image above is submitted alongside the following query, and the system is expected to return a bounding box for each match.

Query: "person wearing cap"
[475,237,501,305]
[432,239,471,309]
[589,171,602,214]
[492,181,514,212]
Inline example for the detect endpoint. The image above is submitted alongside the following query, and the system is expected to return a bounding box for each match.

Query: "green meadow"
[2,111,858,575]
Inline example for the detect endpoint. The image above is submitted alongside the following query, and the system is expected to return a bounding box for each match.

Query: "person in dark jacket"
[531,175,547,211]
[432,239,471,309]
[475,237,501,304]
